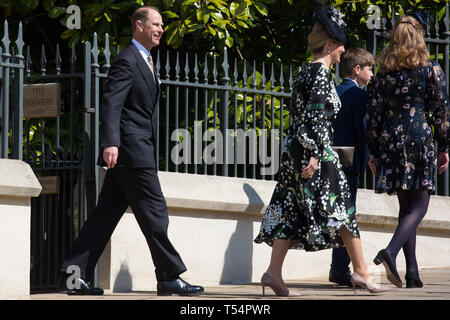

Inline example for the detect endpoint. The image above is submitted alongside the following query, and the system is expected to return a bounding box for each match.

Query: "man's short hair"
[340,47,375,77]
[131,6,160,32]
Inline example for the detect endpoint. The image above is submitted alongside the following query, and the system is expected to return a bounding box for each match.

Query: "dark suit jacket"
[333,78,369,176]
[97,43,160,168]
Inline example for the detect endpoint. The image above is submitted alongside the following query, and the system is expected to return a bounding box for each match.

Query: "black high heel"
[373,249,403,288]
[405,272,423,288]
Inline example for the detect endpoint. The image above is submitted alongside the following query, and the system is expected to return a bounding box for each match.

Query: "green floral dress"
[254,62,360,251]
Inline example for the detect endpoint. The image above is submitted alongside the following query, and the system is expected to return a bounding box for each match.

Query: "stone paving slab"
[29,267,450,301]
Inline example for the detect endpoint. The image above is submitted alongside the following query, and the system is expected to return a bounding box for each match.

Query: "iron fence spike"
[213,55,218,84]
[194,53,199,82]
[2,20,10,56]
[26,45,31,76]
[56,44,62,75]
[279,63,284,90]
[234,57,238,86]
[222,47,229,79]
[104,33,111,69]
[270,63,275,90]
[15,22,24,58]
[40,45,47,75]
[184,52,189,81]
[91,32,99,65]
[242,59,248,88]
[261,61,266,87]
[175,51,180,80]
[165,50,170,80]
[252,60,256,87]
[203,53,209,83]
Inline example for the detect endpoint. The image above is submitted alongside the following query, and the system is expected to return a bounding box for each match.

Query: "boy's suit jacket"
[97,43,160,168]
[333,78,369,176]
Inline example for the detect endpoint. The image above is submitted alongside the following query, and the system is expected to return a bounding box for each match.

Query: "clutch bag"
[332,146,355,166]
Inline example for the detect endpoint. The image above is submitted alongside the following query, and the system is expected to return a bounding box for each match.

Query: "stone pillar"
[0,159,41,299]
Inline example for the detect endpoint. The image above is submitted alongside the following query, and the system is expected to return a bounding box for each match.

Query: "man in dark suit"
[329,47,373,286]
[59,6,203,296]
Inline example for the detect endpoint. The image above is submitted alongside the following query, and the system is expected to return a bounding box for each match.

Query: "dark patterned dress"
[254,62,360,251]
[367,61,450,195]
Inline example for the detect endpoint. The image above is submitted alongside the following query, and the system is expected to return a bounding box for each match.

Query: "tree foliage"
[2,0,448,66]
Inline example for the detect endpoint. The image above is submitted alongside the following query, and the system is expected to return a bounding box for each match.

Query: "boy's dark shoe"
[329,268,352,287]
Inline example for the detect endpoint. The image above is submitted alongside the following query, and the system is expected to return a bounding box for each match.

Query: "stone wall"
[97,170,450,292]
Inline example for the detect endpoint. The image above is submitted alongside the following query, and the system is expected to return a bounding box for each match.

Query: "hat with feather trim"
[313,5,347,44]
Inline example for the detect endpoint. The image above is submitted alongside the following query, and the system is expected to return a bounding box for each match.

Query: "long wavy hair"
[378,15,430,73]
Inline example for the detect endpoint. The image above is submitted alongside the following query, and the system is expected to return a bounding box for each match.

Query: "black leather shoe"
[374,249,402,288]
[329,268,352,287]
[405,272,423,288]
[58,273,104,295]
[157,277,204,296]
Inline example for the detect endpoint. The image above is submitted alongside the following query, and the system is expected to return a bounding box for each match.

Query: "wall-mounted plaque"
[23,83,61,118]
[37,176,60,195]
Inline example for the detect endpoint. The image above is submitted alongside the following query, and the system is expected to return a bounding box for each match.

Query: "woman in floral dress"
[367,13,449,288]
[254,6,388,296]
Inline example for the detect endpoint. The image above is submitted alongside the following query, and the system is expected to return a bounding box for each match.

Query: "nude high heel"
[351,272,390,295]
[261,272,301,297]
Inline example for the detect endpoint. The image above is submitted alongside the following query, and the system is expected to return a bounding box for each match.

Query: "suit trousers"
[331,173,359,273]
[61,167,187,282]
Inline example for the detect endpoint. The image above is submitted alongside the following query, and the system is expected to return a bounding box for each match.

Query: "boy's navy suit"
[331,78,369,275]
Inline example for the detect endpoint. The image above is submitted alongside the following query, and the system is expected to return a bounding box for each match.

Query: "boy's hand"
[368,156,377,175]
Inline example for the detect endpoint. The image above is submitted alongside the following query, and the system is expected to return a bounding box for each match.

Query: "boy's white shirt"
[344,77,360,88]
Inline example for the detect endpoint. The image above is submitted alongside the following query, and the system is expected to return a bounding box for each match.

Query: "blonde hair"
[308,22,334,55]
[378,15,430,73]
[341,47,375,77]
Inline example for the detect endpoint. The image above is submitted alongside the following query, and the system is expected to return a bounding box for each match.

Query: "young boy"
[329,47,374,286]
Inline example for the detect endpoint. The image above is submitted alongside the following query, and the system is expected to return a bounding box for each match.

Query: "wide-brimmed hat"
[313,5,347,44]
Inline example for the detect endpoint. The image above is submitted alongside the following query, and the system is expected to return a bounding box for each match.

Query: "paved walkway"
[30,267,450,300]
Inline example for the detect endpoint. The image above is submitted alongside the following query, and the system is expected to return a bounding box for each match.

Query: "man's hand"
[368,156,377,175]
[301,156,319,180]
[438,151,449,175]
[103,146,119,169]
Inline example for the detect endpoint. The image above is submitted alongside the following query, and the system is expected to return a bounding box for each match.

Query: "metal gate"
[0,21,108,291]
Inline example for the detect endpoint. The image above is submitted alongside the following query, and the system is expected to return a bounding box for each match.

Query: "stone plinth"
[0,159,41,299]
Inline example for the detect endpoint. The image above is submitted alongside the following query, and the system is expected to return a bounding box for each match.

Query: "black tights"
[385,189,430,279]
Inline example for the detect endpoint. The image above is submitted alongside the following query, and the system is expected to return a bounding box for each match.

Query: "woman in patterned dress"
[254,6,388,296]
[367,13,449,288]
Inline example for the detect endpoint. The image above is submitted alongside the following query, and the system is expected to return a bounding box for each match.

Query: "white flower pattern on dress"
[255,63,360,251]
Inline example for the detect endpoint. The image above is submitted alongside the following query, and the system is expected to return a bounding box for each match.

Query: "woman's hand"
[301,156,319,179]
[438,151,449,175]
[368,156,377,175]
